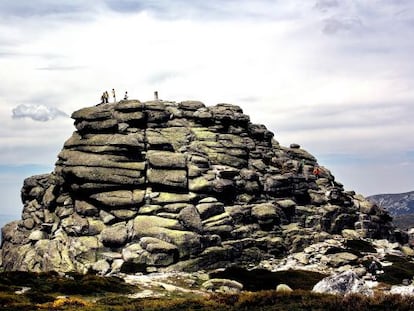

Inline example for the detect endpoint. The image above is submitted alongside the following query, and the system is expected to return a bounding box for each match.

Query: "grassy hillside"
[2,271,414,310]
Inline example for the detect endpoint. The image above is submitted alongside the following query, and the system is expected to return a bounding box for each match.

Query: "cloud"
[36,65,86,71]
[11,104,68,122]
[0,0,293,21]
[274,101,413,132]
[0,1,96,18]
[314,0,339,11]
[322,16,362,34]
[146,71,182,84]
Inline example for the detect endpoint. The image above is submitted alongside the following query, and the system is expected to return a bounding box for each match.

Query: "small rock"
[100,224,128,246]
[202,278,243,294]
[373,239,399,251]
[29,230,47,241]
[111,259,125,274]
[128,290,159,299]
[276,284,293,293]
[99,210,116,224]
[292,252,309,265]
[341,229,361,239]
[401,246,414,257]
[92,260,111,275]
[327,252,359,267]
[23,218,35,230]
[251,203,279,221]
[15,287,31,295]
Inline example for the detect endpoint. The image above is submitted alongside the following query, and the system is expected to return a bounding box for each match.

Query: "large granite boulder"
[312,271,373,295]
[0,98,402,274]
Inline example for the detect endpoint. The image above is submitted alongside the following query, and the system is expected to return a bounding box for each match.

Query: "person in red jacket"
[313,165,321,179]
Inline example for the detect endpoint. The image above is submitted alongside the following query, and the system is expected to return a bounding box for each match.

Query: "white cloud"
[12,104,68,121]
[322,16,362,34]
[314,0,339,12]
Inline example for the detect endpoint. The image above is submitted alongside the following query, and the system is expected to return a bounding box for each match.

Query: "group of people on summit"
[97,90,161,106]
[99,88,128,105]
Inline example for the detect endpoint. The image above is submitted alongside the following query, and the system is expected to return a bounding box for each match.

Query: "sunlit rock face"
[0,99,398,274]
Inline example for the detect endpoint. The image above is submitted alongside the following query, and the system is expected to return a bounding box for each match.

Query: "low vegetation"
[377,255,414,285]
[209,267,326,291]
[0,271,135,295]
[2,288,414,310]
[1,271,414,310]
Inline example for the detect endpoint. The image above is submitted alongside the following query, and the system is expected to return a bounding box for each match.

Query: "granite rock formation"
[0,99,401,274]
[312,270,373,296]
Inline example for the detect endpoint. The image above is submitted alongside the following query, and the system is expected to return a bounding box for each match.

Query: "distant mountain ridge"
[367,191,414,216]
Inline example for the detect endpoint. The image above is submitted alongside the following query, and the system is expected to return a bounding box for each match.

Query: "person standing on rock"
[124,91,128,100]
[104,90,109,103]
[112,88,116,103]
[99,92,105,105]
[298,159,304,174]
[313,165,321,179]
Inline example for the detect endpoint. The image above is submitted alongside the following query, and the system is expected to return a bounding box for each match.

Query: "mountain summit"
[0,99,401,274]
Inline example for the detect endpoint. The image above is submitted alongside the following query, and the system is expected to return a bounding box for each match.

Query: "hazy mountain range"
[368,191,414,215]
[368,191,414,230]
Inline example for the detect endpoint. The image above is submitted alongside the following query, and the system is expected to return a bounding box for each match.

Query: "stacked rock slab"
[0,99,400,273]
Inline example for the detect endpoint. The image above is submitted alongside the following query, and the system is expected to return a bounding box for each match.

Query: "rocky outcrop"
[0,99,403,274]
[312,270,373,295]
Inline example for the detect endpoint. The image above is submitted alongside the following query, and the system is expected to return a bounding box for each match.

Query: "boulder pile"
[0,99,403,274]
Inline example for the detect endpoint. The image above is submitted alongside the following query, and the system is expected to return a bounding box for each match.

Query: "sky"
[0,0,413,224]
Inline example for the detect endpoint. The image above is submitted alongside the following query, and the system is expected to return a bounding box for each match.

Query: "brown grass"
[2,271,414,310]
